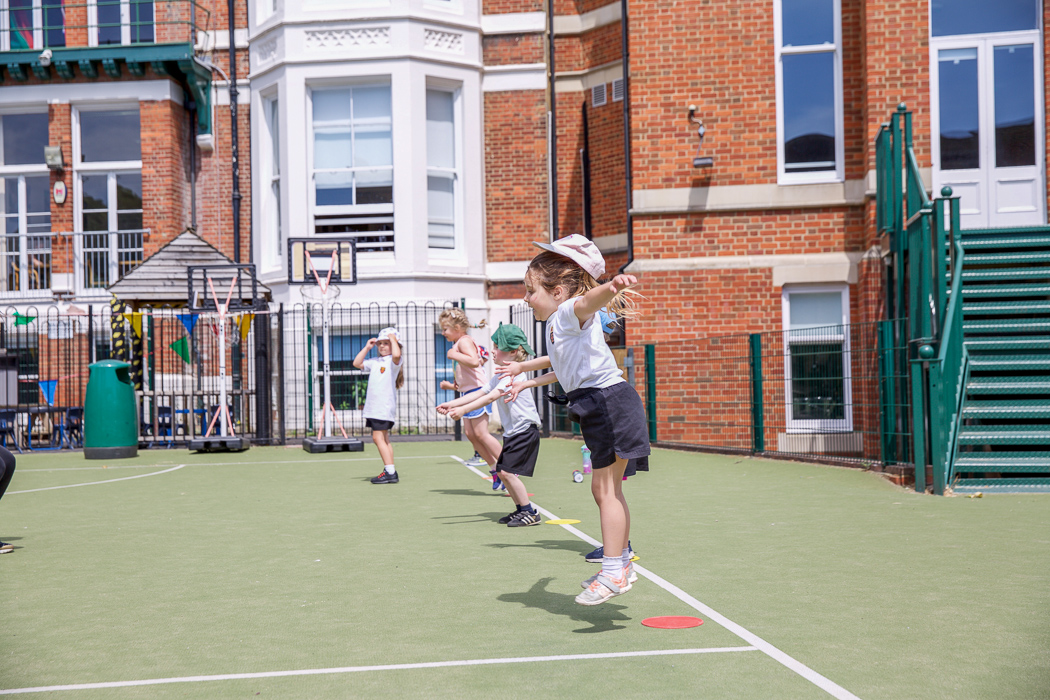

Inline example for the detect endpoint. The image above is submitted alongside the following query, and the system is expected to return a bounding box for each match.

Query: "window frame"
[261,92,282,270]
[87,0,154,47]
[0,0,65,51]
[773,0,845,185]
[71,104,144,294]
[306,81,395,255]
[425,83,462,255]
[0,111,52,299]
[311,330,372,413]
[781,284,852,433]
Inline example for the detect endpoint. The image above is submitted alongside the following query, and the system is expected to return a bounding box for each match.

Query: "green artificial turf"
[1,440,1047,699]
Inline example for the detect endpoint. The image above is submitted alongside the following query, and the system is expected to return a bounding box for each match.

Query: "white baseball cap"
[377,327,403,346]
[532,234,605,280]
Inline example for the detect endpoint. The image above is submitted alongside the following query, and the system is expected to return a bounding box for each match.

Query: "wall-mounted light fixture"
[688,105,713,168]
[38,49,52,67]
[44,146,64,171]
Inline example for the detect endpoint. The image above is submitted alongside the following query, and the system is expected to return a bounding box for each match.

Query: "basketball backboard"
[288,239,357,286]
[187,265,259,312]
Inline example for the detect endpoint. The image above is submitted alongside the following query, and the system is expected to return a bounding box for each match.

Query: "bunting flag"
[38,380,57,407]
[169,337,191,365]
[13,311,35,326]
[123,312,143,338]
[177,313,200,336]
[238,314,255,341]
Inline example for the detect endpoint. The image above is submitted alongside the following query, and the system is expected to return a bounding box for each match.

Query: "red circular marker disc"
[641,616,703,629]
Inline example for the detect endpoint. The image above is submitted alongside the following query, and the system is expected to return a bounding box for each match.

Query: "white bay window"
[310,85,394,253]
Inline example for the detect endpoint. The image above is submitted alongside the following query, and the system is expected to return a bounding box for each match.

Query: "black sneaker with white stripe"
[507,509,541,527]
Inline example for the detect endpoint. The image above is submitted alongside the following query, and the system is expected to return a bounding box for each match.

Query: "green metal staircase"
[876,104,1050,494]
[951,226,1050,492]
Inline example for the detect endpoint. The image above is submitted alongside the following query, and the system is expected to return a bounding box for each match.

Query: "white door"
[931,32,1045,229]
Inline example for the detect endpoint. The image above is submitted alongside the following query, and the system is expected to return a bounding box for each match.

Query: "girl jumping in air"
[353,327,405,484]
[500,234,649,605]
[438,309,504,490]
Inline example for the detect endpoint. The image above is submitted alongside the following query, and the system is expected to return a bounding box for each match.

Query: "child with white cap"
[498,234,649,605]
[352,327,405,484]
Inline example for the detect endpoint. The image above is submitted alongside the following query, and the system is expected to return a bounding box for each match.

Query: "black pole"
[617,0,633,274]
[547,0,558,241]
[228,0,241,262]
[581,100,592,239]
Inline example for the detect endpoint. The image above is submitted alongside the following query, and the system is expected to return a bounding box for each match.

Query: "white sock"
[384,464,396,475]
[621,547,631,568]
[601,555,622,580]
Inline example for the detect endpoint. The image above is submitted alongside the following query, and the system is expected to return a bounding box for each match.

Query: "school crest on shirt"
[549,326,555,345]
[380,367,386,374]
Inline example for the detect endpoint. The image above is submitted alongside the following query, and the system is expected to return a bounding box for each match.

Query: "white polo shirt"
[361,355,403,422]
[546,297,624,393]
[484,373,541,438]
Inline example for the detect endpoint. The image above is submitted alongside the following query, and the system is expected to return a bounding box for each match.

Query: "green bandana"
[490,323,535,357]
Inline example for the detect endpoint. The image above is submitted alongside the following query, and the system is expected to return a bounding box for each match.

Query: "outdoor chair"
[64,407,83,449]
[0,409,22,453]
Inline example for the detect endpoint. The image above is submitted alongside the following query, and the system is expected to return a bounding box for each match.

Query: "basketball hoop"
[299,284,342,304]
[287,238,361,451]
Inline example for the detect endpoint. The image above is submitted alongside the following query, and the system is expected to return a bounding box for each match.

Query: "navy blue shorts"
[495,425,540,477]
[365,418,394,432]
[567,382,650,471]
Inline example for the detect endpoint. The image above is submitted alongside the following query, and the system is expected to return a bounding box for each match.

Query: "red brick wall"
[484,90,549,263]
[49,104,74,277]
[141,100,192,256]
[483,34,546,65]
[484,0,544,14]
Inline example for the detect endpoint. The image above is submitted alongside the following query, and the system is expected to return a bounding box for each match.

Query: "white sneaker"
[582,561,637,589]
[575,571,631,606]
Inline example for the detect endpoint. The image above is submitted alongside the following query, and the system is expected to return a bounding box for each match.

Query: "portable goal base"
[189,436,251,453]
[302,436,365,454]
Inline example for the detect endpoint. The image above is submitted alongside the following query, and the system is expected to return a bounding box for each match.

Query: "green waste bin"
[84,360,138,459]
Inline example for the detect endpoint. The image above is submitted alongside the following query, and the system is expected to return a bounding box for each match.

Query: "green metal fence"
[611,320,912,468]
[875,105,966,493]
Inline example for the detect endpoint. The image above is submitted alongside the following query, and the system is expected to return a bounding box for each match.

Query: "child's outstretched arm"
[388,332,402,365]
[447,337,480,367]
[504,371,559,402]
[495,355,551,378]
[352,338,377,369]
[440,389,501,420]
[574,274,637,325]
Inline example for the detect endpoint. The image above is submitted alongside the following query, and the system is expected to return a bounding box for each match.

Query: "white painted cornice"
[481,12,546,35]
[632,180,868,214]
[625,249,882,286]
[552,1,621,34]
[554,60,622,93]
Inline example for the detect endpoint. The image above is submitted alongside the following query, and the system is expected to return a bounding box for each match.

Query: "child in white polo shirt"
[353,327,404,484]
[437,324,543,526]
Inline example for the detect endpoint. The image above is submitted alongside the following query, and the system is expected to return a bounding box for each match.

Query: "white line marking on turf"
[18,455,444,473]
[8,465,187,494]
[0,647,756,695]
[452,455,864,700]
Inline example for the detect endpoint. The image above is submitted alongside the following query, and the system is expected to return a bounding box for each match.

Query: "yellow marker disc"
[545,519,581,525]
[631,555,640,562]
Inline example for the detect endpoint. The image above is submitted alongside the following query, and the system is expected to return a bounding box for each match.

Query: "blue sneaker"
[584,541,634,563]
[489,470,505,491]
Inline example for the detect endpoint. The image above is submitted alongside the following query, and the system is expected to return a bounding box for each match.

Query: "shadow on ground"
[498,577,631,633]
[485,538,593,555]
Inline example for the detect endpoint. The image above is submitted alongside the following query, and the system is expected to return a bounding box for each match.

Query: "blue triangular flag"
[39,380,57,407]
[177,313,200,335]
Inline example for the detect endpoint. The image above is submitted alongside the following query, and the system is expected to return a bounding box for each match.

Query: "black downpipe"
[581,100,592,239]
[547,0,558,241]
[617,0,633,273]
[228,0,241,262]
[189,105,196,229]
